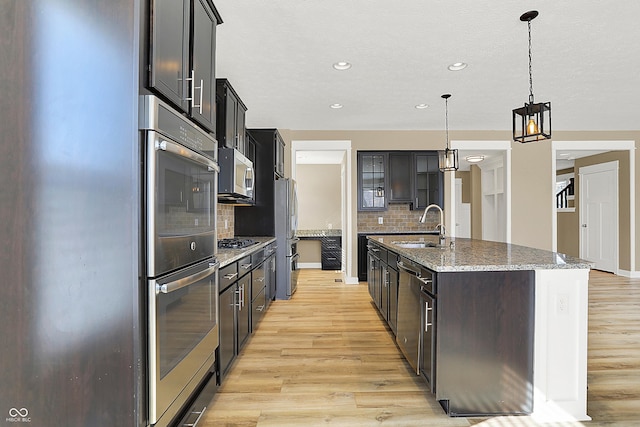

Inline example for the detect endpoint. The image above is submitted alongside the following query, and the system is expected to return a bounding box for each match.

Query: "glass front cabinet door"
[358,152,387,211]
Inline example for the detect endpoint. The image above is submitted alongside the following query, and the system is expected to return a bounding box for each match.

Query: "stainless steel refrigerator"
[275,178,299,299]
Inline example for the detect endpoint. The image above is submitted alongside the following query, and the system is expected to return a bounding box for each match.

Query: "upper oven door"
[147,130,220,277]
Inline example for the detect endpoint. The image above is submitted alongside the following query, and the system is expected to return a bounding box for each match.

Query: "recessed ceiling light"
[415,103,429,109]
[448,62,468,71]
[330,103,343,109]
[465,155,485,163]
[332,61,352,71]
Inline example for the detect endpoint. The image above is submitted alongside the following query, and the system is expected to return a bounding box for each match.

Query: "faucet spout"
[419,204,446,243]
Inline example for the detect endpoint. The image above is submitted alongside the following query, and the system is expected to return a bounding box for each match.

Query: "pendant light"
[438,94,458,172]
[512,10,551,143]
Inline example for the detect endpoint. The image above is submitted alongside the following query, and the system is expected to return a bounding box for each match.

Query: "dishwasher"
[396,257,434,377]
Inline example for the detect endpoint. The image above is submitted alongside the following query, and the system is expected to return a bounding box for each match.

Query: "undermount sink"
[392,241,438,249]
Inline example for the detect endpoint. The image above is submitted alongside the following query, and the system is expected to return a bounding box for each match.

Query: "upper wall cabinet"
[358,152,388,211]
[216,79,248,154]
[149,0,222,134]
[358,151,443,212]
[413,152,443,210]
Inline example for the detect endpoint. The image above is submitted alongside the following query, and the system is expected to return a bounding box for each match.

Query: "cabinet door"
[388,267,399,334]
[218,283,236,378]
[275,132,285,178]
[191,0,218,133]
[150,0,189,111]
[236,103,246,154]
[358,152,387,211]
[224,89,239,150]
[380,264,389,320]
[389,152,413,203]
[236,274,251,351]
[414,153,443,209]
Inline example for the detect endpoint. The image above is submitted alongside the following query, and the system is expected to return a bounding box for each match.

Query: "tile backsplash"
[217,203,235,240]
[358,203,441,233]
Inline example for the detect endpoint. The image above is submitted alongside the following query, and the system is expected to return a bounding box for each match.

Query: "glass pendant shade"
[512,100,551,143]
[439,147,458,172]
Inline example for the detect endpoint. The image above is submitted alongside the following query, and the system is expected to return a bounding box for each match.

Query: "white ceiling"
[213,0,640,133]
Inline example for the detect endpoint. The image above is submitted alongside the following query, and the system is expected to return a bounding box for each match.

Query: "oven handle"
[155,139,220,173]
[157,261,219,294]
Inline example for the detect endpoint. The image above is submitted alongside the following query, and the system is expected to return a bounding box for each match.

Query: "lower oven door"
[146,130,219,277]
[148,259,219,426]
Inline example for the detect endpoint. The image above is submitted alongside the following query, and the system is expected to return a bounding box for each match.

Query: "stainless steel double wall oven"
[140,95,220,427]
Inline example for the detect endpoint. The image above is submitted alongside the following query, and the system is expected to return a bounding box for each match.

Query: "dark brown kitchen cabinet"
[358,151,443,211]
[321,236,342,270]
[149,0,221,133]
[414,152,443,209]
[388,152,413,203]
[216,79,248,153]
[247,128,286,179]
[358,152,388,211]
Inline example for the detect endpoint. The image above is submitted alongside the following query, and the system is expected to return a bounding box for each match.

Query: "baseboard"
[298,262,322,269]
[344,275,360,285]
[617,269,640,278]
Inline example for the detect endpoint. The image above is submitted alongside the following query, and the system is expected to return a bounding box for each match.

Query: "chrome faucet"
[419,204,446,245]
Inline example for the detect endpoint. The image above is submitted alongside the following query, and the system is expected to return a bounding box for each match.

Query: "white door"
[455,178,471,238]
[579,161,618,273]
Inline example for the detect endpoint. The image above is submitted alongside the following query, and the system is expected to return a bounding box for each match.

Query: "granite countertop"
[217,236,276,267]
[296,229,342,238]
[368,234,593,273]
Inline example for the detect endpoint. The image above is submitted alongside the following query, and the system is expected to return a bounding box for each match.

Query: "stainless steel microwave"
[218,148,254,201]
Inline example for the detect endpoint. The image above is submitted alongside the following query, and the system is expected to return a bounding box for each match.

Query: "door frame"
[448,140,512,242]
[579,161,619,274]
[290,140,355,283]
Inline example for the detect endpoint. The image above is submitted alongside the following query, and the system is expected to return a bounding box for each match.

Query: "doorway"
[552,140,635,276]
[291,140,355,283]
[580,161,619,273]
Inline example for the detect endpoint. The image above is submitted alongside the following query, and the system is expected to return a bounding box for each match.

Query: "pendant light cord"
[445,97,450,150]
[528,19,534,103]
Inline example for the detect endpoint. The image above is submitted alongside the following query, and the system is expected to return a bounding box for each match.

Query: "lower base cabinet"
[218,243,275,385]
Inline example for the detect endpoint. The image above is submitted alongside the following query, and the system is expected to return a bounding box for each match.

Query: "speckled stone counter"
[217,237,276,267]
[368,234,593,272]
[296,229,341,238]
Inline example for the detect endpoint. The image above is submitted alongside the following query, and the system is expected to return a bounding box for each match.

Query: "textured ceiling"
[213,0,640,132]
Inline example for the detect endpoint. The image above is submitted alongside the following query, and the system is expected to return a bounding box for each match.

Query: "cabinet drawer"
[251,248,265,265]
[322,251,342,270]
[219,263,238,292]
[238,255,252,278]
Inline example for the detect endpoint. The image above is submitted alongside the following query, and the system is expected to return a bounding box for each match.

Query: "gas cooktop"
[218,238,256,249]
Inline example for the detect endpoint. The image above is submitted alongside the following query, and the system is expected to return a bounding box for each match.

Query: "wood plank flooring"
[201,269,640,426]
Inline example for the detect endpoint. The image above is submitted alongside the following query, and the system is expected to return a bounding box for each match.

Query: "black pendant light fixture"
[438,93,458,172]
[512,10,551,143]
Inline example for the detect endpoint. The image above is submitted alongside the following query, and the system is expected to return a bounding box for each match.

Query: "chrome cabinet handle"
[425,301,433,332]
[241,263,252,270]
[223,272,238,280]
[185,70,203,114]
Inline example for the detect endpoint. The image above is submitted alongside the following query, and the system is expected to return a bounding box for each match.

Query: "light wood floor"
[202,269,640,426]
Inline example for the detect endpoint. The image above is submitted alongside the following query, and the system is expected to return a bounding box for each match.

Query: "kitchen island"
[367,234,592,422]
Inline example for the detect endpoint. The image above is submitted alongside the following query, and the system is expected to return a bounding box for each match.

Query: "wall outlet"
[327,223,332,229]
[378,217,383,224]
[557,294,569,315]
[224,219,228,229]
